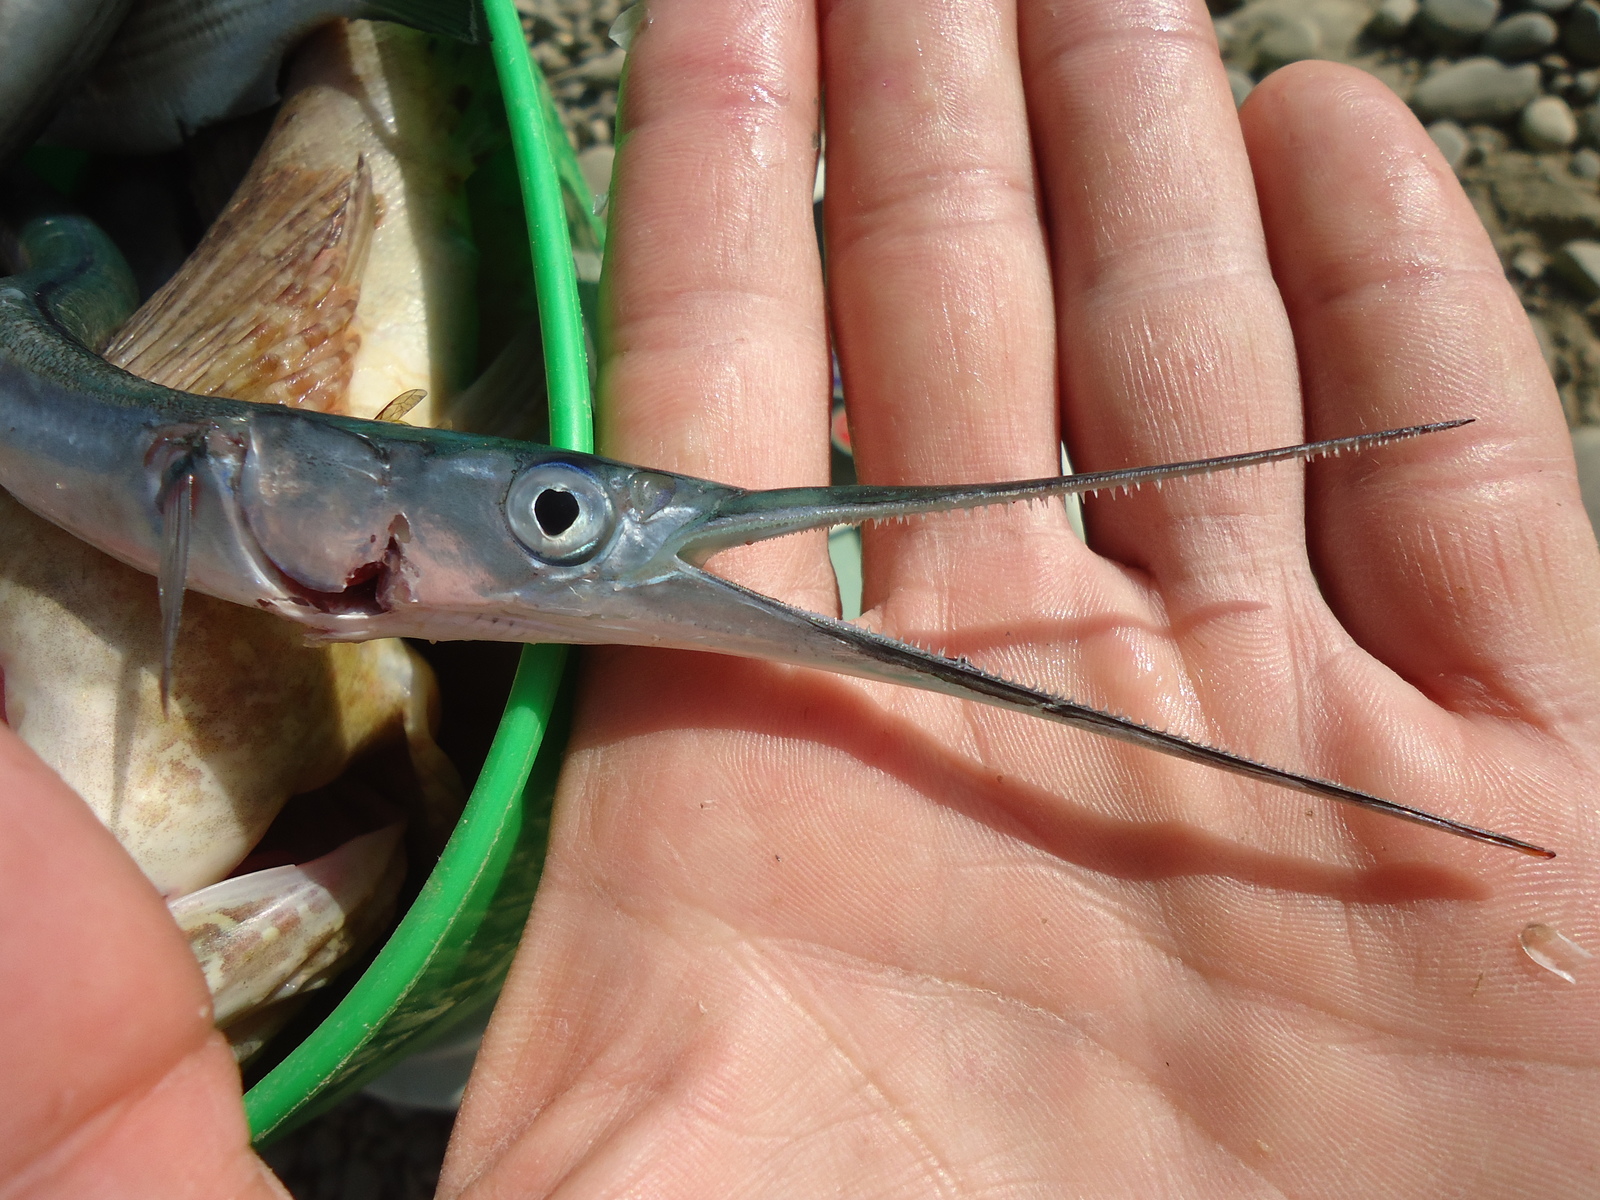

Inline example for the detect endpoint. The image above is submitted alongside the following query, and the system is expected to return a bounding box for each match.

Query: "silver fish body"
[0,0,133,165]
[0,220,906,652]
[0,225,664,645]
[0,214,1553,858]
[41,0,482,154]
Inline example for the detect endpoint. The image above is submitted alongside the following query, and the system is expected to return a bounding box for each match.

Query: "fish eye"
[506,462,615,563]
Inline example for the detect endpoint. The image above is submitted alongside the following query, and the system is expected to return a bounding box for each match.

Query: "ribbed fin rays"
[157,468,195,709]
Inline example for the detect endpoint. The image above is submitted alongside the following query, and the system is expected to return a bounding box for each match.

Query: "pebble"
[1412,57,1542,121]
[1555,239,1600,295]
[1427,118,1473,167]
[1573,68,1600,100]
[1523,94,1580,148]
[577,144,614,203]
[1528,0,1576,10]
[1370,0,1419,38]
[1227,67,1255,107]
[1488,150,1600,235]
[1567,0,1600,62]
[1471,124,1511,156]
[1512,247,1550,276]
[1420,0,1501,44]
[1575,146,1600,176]
[1483,11,1559,59]
[557,45,626,84]
[1220,0,1373,72]
[1256,15,1321,69]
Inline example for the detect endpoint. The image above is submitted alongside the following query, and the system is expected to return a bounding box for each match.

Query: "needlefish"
[0,212,1555,860]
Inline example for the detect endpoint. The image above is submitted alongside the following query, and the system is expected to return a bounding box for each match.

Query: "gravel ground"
[519,0,629,151]
[261,1097,456,1200]
[1213,0,1600,429]
[263,3,1600,1194]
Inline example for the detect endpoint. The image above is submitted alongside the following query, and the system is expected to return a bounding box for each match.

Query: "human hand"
[0,722,285,1198]
[442,1,1600,1195]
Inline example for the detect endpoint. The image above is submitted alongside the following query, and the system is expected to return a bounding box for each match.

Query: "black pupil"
[533,487,581,537]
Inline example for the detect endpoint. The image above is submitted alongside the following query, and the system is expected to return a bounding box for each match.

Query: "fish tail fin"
[366,0,486,42]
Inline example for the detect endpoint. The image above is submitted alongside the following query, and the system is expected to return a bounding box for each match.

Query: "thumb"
[0,724,285,1198]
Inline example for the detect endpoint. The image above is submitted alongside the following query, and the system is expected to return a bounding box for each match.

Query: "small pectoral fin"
[158,470,195,710]
[374,389,425,424]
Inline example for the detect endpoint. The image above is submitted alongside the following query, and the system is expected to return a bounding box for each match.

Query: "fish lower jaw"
[275,601,586,646]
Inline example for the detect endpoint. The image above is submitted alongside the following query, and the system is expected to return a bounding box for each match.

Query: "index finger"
[598,0,834,608]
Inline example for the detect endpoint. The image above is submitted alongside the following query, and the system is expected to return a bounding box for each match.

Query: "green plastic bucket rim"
[243,0,601,1138]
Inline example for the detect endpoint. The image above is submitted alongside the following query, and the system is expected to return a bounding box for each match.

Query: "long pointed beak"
[628,418,1552,859]
[627,562,1551,858]
[672,420,1473,561]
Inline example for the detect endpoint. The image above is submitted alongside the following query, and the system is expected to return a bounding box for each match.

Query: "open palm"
[5,1,1594,1196]
[443,1,1600,1196]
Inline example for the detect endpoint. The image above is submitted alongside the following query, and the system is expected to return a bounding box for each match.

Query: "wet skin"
[5,1,1600,1197]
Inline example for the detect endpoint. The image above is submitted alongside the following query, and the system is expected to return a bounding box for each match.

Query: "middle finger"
[824,0,1071,620]
[1021,0,1309,595]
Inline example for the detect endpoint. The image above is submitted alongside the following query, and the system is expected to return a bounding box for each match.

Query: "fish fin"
[435,319,549,440]
[375,389,426,423]
[169,825,407,1029]
[158,470,195,711]
[364,0,486,42]
[103,161,373,413]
